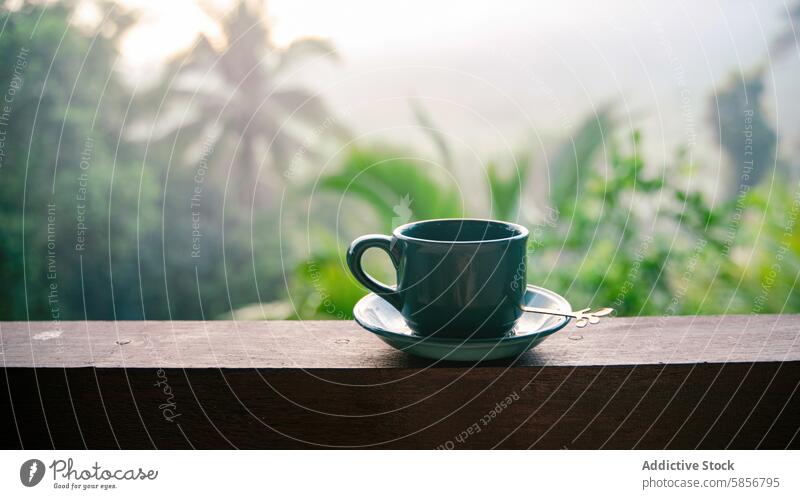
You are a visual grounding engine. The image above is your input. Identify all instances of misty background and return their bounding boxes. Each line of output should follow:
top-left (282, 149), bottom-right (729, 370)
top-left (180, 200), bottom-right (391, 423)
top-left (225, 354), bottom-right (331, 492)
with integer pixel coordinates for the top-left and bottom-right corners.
top-left (1, 0), bottom-right (798, 322)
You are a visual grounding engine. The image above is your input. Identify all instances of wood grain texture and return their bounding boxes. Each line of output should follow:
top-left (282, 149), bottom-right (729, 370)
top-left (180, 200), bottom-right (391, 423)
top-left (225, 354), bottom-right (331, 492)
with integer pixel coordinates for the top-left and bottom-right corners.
top-left (1, 316), bottom-right (799, 449)
top-left (2, 315), bottom-right (799, 368)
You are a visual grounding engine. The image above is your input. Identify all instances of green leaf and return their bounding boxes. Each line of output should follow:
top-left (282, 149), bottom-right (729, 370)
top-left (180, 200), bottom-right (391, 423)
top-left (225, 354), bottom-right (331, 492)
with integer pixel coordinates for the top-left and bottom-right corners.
top-left (547, 108), bottom-right (613, 214)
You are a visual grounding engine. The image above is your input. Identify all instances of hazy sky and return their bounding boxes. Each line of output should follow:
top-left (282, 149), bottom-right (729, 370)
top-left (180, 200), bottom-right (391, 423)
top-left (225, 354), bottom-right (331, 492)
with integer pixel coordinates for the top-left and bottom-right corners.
top-left (112, 0), bottom-right (798, 178)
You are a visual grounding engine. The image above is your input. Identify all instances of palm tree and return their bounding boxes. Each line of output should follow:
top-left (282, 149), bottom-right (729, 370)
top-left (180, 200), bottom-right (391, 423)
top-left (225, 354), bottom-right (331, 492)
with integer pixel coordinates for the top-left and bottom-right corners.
top-left (130, 0), bottom-right (347, 202)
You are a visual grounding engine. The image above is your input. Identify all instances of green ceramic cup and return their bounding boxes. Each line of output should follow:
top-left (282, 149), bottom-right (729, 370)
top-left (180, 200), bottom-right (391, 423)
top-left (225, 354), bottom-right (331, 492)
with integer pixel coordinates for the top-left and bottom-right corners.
top-left (346, 218), bottom-right (529, 338)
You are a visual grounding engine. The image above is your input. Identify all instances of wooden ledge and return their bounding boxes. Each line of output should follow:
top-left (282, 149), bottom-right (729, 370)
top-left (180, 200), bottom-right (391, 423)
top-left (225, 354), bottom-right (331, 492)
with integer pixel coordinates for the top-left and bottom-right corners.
top-left (2, 315), bottom-right (798, 369)
top-left (1, 316), bottom-right (799, 449)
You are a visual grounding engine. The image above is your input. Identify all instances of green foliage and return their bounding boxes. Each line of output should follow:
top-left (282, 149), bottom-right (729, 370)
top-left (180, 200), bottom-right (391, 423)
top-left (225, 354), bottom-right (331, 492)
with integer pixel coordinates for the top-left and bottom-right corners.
top-left (547, 108), bottom-right (613, 217)
top-left (291, 251), bottom-right (365, 320)
top-left (526, 130), bottom-right (670, 316)
top-left (271, 146), bottom-right (468, 320)
top-left (295, 128), bottom-right (800, 320)
top-left (3, 0), bottom-right (799, 324)
top-left (0, 3), bottom-right (157, 320)
top-left (0, 3), bottom-right (287, 320)
top-left (319, 146), bottom-right (466, 232)
top-left (409, 99), bottom-right (454, 172)
top-left (486, 156), bottom-right (530, 220)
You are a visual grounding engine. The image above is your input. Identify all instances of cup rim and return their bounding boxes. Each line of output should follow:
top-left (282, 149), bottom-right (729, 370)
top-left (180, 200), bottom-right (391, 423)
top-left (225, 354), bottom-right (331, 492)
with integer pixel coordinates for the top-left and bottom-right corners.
top-left (392, 218), bottom-right (529, 244)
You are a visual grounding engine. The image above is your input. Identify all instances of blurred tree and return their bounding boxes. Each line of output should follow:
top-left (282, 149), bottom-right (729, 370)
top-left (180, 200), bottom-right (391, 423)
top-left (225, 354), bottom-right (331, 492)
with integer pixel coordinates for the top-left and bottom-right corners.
top-left (130, 0), bottom-right (347, 204)
top-left (711, 72), bottom-right (777, 197)
top-left (709, 1), bottom-right (800, 196)
top-left (771, 2), bottom-right (800, 58)
top-left (0, 1), bottom-right (294, 321)
top-left (0, 1), bottom-right (160, 320)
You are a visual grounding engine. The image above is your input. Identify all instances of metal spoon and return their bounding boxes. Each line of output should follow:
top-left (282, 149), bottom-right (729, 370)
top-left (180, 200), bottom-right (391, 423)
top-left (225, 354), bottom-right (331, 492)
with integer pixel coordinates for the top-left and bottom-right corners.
top-left (520, 305), bottom-right (615, 328)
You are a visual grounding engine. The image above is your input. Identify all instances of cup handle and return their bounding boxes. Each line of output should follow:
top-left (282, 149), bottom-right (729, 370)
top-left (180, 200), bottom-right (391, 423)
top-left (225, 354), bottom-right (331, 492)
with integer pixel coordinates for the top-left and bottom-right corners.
top-left (346, 234), bottom-right (403, 310)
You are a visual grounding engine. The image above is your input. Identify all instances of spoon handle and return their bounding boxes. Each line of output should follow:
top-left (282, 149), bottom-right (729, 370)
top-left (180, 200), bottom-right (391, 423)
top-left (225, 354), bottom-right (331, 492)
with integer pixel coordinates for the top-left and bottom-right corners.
top-left (520, 306), bottom-right (615, 328)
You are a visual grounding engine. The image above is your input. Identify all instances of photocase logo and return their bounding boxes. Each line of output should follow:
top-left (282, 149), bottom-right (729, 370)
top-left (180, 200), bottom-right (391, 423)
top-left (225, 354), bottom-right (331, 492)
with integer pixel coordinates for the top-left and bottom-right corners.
top-left (20, 459), bottom-right (45, 487)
